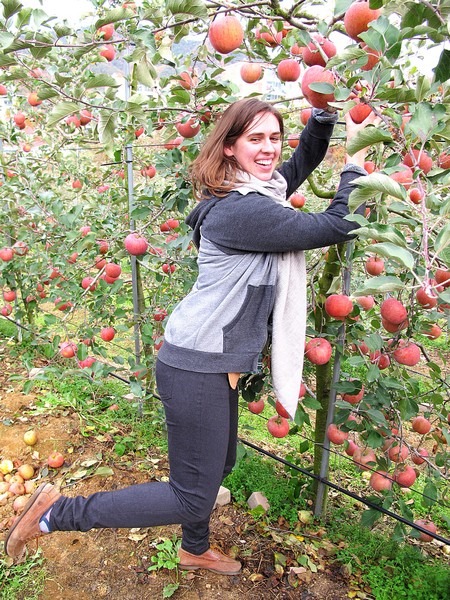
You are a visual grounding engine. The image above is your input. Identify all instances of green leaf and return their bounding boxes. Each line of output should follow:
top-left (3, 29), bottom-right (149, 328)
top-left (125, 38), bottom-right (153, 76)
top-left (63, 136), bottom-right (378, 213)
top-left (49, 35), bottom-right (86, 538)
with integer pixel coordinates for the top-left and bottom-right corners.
top-left (361, 508), bottom-right (381, 528)
top-left (408, 102), bottom-right (447, 142)
top-left (2, 0), bottom-right (22, 19)
top-left (369, 242), bottom-right (415, 270)
top-left (47, 101), bottom-right (81, 127)
top-left (354, 172), bottom-right (407, 200)
top-left (98, 110), bottom-right (116, 153)
top-left (83, 74), bottom-right (119, 89)
top-left (433, 48), bottom-right (450, 84)
top-left (167, 0), bottom-right (208, 18)
top-left (130, 206), bottom-right (152, 220)
top-left (134, 56), bottom-right (156, 88)
top-left (93, 466), bottom-right (114, 477)
top-left (435, 222), bottom-right (450, 255)
top-left (346, 129), bottom-right (393, 157)
top-left (302, 396), bottom-right (322, 410)
top-left (349, 223), bottom-right (407, 247)
top-left (422, 480), bottom-right (438, 508)
top-left (354, 275), bottom-right (405, 295)
top-left (308, 82), bottom-right (335, 94)
top-left (0, 31), bottom-right (14, 49)
top-left (95, 7), bottom-right (134, 28)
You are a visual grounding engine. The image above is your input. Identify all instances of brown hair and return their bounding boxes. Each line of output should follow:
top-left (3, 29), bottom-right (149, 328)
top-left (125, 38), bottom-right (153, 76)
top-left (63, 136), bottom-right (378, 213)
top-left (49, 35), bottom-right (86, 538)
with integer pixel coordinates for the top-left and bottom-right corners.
top-left (189, 98), bottom-right (284, 200)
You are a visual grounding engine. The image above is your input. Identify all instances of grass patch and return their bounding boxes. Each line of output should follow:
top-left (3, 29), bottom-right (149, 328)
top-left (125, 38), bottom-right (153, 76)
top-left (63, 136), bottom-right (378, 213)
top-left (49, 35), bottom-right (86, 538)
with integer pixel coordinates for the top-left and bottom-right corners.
top-left (329, 520), bottom-right (450, 600)
top-left (224, 448), bottom-right (308, 525)
top-left (0, 549), bottom-right (46, 600)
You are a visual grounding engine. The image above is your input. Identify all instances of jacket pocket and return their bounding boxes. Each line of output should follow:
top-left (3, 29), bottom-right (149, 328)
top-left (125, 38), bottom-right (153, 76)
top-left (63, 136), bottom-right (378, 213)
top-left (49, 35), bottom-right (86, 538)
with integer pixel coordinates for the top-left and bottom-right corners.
top-left (223, 285), bottom-right (274, 354)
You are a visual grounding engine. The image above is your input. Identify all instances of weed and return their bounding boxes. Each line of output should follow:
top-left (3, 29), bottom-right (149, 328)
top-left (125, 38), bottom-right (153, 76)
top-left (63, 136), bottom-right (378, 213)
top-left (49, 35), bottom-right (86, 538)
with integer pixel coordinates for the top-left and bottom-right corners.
top-left (148, 535), bottom-right (181, 598)
top-left (0, 548), bottom-right (46, 600)
top-left (329, 520), bottom-right (450, 600)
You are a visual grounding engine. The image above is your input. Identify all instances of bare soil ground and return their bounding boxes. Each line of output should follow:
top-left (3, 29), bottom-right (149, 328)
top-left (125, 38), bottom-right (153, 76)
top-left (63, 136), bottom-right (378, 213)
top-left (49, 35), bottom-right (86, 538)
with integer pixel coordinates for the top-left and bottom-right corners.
top-left (0, 358), bottom-right (356, 600)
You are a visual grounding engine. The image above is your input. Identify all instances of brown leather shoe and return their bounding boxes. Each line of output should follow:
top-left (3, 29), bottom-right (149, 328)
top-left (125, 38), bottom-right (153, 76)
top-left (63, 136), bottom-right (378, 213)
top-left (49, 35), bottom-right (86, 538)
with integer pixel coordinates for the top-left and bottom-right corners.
top-left (4, 483), bottom-right (61, 560)
top-left (178, 547), bottom-right (241, 575)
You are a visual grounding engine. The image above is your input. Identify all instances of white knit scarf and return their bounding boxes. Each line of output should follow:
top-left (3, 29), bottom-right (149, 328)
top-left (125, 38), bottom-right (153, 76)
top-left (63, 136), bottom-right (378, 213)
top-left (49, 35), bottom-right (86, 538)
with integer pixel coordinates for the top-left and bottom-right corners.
top-left (234, 171), bottom-right (306, 420)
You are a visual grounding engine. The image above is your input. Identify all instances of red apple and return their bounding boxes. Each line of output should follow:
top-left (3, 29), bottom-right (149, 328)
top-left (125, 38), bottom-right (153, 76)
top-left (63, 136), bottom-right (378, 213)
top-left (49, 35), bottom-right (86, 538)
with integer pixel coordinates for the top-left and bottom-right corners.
top-left (394, 465), bottom-right (417, 488)
top-left (208, 15), bottom-right (244, 54)
top-left (105, 263), bottom-right (121, 279)
top-left (361, 45), bottom-right (381, 71)
top-left (287, 134), bottom-right (300, 149)
top-left (97, 23), bottom-right (114, 40)
top-left (327, 423), bottom-right (349, 445)
top-left (100, 326), bottom-right (115, 342)
top-left (162, 263), bottom-right (176, 274)
top-left (349, 100), bottom-right (372, 124)
top-left (438, 152), bottom-right (450, 169)
top-left (0, 247), bottom-right (14, 261)
top-left (370, 470), bottom-right (392, 492)
top-left (153, 308), bottom-right (168, 322)
top-left (343, 1), bottom-right (382, 41)
top-left (240, 63), bottom-right (263, 83)
top-left (411, 416), bottom-right (431, 434)
top-left (435, 268), bottom-right (450, 287)
top-left (409, 187), bottom-right (423, 204)
top-left (356, 295), bottom-right (375, 310)
top-left (392, 341), bottom-right (421, 366)
top-left (27, 92), bottom-right (42, 106)
top-left (100, 45), bottom-right (116, 61)
top-left (3, 290), bottom-right (16, 302)
top-left (300, 108), bottom-right (312, 125)
top-left (79, 109), bottom-right (93, 125)
top-left (290, 192), bottom-right (306, 208)
top-left (305, 338), bottom-right (332, 365)
top-left (403, 148), bottom-right (433, 174)
top-left (176, 117), bottom-right (200, 138)
top-left (411, 447), bottom-right (429, 465)
top-left (72, 179), bottom-right (83, 189)
top-left (390, 164), bottom-right (414, 189)
top-left (302, 34), bottom-right (336, 67)
top-left (248, 398), bottom-right (265, 414)
top-left (60, 341), bottom-right (77, 358)
top-left (380, 297), bottom-right (407, 325)
top-left (343, 383), bottom-right (364, 405)
top-left (277, 58), bottom-right (301, 82)
top-left (81, 276), bottom-right (97, 292)
top-left (79, 356), bottom-right (96, 369)
top-left (353, 448), bottom-right (376, 471)
top-left (301, 65), bottom-right (336, 109)
top-left (388, 443), bottom-right (409, 462)
top-left (416, 286), bottom-right (438, 309)
top-left (413, 519), bottom-right (437, 542)
top-left (124, 232), bottom-right (149, 255)
top-left (1, 304), bottom-right (12, 316)
top-left (80, 225), bottom-right (91, 236)
top-left (267, 415), bottom-right (290, 438)
top-left (47, 452), bottom-right (65, 468)
top-left (275, 400), bottom-right (290, 419)
top-left (324, 294), bottom-right (353, 319)
top-left (365, 256), bottom-right (385, 276)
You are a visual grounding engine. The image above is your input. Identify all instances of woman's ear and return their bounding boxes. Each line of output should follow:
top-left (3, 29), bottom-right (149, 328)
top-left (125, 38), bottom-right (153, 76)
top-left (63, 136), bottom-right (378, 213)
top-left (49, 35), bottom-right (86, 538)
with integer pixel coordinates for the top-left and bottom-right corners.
top-left (224, 146), bottom-right (234, 157)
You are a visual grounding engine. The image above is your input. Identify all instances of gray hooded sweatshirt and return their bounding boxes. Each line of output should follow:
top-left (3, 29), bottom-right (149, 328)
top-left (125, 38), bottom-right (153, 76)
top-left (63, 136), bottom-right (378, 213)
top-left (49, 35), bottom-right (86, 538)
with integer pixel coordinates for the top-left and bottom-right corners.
top-left (158, 110), bottom-right (366, 374)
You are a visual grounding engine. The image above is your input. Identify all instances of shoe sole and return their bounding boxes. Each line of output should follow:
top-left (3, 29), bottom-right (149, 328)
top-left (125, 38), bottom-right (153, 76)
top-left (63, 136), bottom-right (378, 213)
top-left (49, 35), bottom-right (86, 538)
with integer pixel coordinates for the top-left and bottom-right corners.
top-left (4, 482), bottom-right (48, 558)
top-left (179, 564), bottom-right (241, 575)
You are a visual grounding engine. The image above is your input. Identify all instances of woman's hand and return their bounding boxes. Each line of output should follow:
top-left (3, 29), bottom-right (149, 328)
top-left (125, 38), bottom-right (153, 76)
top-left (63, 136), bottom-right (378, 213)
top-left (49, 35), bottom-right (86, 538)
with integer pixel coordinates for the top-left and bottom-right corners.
top-left (344, 110), bottom-right (380, 169)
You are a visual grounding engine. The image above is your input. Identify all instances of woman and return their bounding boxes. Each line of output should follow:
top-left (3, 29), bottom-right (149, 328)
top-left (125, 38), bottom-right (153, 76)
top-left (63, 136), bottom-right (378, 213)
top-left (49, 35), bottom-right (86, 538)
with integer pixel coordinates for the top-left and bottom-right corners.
top-left (5, 98), bottom-right (373, 575)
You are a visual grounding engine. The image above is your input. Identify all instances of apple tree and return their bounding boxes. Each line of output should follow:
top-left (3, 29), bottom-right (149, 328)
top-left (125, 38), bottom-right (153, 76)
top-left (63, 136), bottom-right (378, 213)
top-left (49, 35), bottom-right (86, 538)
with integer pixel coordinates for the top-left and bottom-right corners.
top-left (0, 0), bottom-right (449, 536)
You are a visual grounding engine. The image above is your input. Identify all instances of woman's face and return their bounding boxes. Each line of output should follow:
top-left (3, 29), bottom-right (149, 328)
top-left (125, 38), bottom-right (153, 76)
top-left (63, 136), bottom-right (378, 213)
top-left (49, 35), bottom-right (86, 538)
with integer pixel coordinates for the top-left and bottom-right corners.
top-left (224, 112), bottom-right (282, 181)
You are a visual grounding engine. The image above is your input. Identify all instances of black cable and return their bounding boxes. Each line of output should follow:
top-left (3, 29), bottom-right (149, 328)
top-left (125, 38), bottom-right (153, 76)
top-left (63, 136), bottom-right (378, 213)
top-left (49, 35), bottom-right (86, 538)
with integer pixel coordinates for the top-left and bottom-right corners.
top-left (238, 437), bottom-right (450, 546)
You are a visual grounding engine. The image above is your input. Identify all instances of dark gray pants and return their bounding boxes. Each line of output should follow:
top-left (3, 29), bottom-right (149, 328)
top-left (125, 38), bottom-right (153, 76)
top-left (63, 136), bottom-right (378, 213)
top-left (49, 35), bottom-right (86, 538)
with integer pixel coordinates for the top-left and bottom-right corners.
top-left (49, 360), bottom-right (239, 554)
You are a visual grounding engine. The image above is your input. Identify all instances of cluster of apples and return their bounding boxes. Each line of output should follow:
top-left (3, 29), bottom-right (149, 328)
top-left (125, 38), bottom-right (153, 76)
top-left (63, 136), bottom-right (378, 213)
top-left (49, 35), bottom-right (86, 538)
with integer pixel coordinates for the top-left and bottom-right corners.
top-left (0, 430), bottom-right (64, 515)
